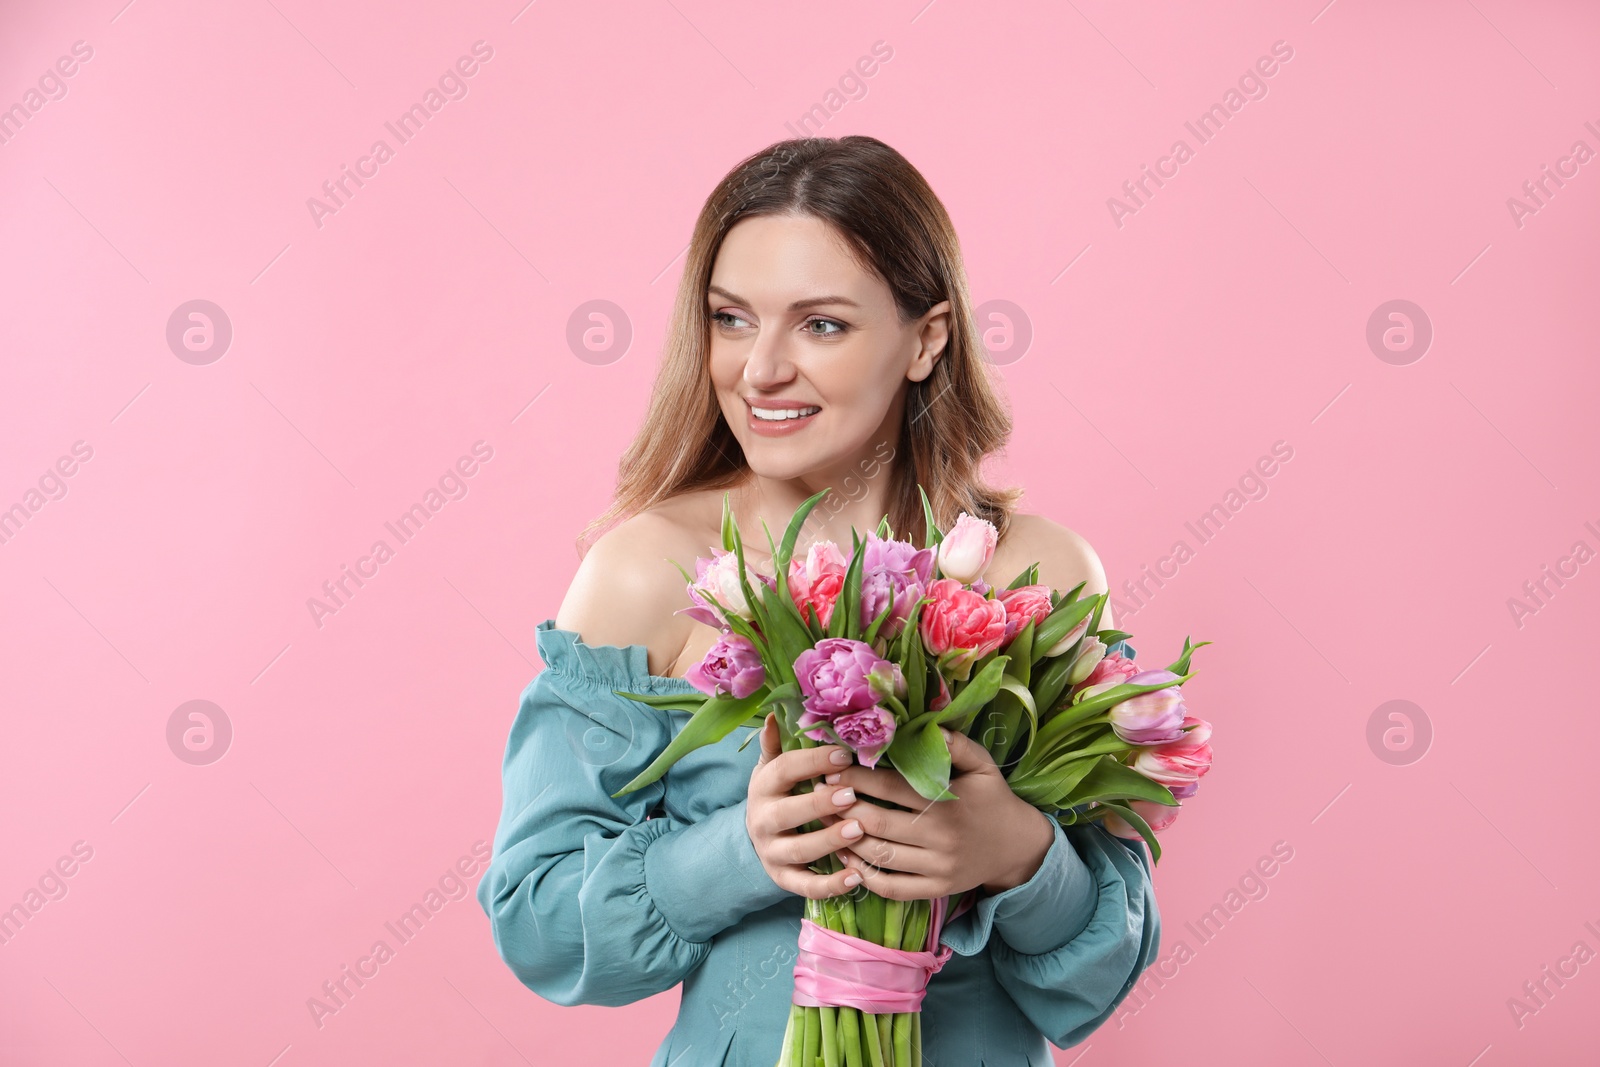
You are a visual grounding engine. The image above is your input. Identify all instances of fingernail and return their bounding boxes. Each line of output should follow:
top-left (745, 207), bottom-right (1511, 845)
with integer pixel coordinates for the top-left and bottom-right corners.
top-left (841, 820), bottom-right (863, 839)
top-left (832, 787), bottom-right (855, 805)
top-left (843, 871), bottom-right (862, 887)
top-left (830, 748), bottom-right (852, 765)
top-left (824, 772), bottom-right (841, 784)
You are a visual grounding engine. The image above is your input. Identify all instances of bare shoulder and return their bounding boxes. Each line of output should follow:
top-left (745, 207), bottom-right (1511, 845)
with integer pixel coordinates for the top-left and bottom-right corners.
top-left (996, 511), bottom-right (1110, 602)
top-left (553, 492), bottom-right (724, 676)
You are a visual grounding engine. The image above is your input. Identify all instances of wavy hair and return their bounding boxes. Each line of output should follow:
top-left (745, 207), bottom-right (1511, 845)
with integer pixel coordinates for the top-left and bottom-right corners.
top-left (579, 134), bottom-right (1022, 555)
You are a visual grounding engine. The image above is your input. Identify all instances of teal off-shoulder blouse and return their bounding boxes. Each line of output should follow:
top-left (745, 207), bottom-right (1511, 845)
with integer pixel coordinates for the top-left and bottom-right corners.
top-left (476, 619), bottom-right (1161, 1067)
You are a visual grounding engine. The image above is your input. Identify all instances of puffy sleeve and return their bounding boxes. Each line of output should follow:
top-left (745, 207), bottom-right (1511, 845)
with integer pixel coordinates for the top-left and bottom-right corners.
top-left (934, 636), bottom-right (1161, 1048)
top-left (475, 621), bottom-right (792, 1007)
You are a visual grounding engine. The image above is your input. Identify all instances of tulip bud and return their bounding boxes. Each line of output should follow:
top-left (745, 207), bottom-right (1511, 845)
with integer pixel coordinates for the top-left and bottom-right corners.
top-left (937, 512), bottom-right (998, 585)
top-left (1043, 615), bottom-right (1090, 658)
top-left (1108, 669), bottom-right (1188, 745)
top-left (1102, 799), bottom-right (1181, 839)
top-left (1067, 637), bottom-right (1107, 685)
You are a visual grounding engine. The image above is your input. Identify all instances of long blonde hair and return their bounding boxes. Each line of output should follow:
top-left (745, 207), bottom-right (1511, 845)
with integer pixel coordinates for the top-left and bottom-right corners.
top-left (579, 135), bottom-right (1022, 555)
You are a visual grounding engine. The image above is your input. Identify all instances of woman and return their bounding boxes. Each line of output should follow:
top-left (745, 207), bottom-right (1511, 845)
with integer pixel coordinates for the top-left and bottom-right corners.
top-left (476, 136), bottom-right (1160, 1066)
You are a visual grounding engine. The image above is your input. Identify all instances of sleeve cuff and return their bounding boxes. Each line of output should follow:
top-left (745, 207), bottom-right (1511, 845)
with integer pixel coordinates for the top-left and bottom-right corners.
top-left (643, 798), bottom-right (793, 944)
top-left (939, 815), bottom-right (1097, 957)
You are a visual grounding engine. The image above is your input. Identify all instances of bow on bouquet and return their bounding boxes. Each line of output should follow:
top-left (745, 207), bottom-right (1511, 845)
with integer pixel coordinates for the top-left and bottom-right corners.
top-left (612, 487), bottom-right (1214, 1067)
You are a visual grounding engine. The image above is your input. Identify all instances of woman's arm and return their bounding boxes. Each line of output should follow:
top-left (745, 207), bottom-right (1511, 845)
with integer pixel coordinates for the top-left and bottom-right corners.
top-left (475, 668), bottom-right (793, 1006)
top-left (938, 819), bottom-right (1161, 1047)
top-left (476, 524), bottom-right (793, 1006)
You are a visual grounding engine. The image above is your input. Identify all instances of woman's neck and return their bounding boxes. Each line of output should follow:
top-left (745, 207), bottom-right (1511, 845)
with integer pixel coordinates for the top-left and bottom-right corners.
top-left (731, 465), bottom-right (898, 560)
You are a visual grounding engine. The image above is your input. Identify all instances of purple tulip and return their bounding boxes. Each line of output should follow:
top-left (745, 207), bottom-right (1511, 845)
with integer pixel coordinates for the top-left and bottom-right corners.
top-left (832, 706), bottom-right (897, 769)
top-left (858, 533), bottom-right (936, 639)
top-left (793, 637), bottom-right (904, 740)
top-left (685, 632), bottom-right (766, 699)
top-left (1108, 669), bottom-right (1188, 745)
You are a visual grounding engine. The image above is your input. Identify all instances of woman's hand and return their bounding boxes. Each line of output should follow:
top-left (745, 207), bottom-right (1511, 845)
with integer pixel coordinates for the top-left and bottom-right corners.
top-left (746, 713), bottom-right (870, 899)
top-left (823, 727), bottom-right (1056, 901)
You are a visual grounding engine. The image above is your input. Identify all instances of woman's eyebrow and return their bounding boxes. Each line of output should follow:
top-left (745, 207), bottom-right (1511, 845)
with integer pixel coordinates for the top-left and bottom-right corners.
top-left (707, 285), bottom-right (861, 311)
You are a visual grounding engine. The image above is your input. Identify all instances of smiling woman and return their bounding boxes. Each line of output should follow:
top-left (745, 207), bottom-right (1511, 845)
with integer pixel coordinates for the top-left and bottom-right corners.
top-left (477, 136), bottom-right (1160, 1067)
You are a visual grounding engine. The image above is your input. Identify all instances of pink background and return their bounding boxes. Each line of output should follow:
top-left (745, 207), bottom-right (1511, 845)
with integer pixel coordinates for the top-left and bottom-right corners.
top-left (3, 0), bottom-right (1597, 1063)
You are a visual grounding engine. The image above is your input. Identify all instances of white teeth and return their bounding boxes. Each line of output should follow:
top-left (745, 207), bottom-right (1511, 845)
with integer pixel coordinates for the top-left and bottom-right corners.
top-left (752, 406), bottom-right (820, 421)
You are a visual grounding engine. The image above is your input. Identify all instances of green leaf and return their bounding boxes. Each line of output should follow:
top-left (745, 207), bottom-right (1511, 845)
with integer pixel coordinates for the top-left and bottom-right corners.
top-left (720, 491), bottom-right (736, 553)
top-left (1025, 671), bottom-right (1196, 760)
top-left (885, 719), bottom-right (958, 801)
top-left (1063, 757), bottom-right (1179, 808)
top-left (1094, 800), bottom-right (1162, 863)
top-left (875, 514), bottom-right (893, 540)
top-left (993, 676), bottom-right (1038, 758)
top-left (1168, 637), bottom-right (1212, 676)
top-left (612, 690), bottom-right (709, 713)
top-left (611, 691), bottom-right (765, 797)
top-left (1031, 595), bottom-right (1099, 659)
top-left (1004, 562), bottom-right (1040, 590)
top-left (899, 614), bottom-right (927, 717)
top-left (1029, 650), bottom-right (1079, 718)
top-left (1009, 753), bottom-right (1100, 807)
top-left (917, 484), bottom-right (943, 550)
top-left (777, 489), bottom-right (832, 575)
top-left (929, 655), bottom-right (1010, 733)
top-left (830, 536), bottom-right (867, 639)
top-left (862, 594), bottom-right (896, 647)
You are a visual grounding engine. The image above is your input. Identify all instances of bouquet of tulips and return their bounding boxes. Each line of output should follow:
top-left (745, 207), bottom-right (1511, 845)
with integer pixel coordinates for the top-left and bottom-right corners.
top-left (612, 487), bottom-right (1213, 1067)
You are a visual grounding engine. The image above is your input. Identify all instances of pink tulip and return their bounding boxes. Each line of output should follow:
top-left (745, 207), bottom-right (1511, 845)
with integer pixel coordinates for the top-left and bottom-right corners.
top-left (789, 540), bottom-right (847, 629)
top-left (937, 512), bottom-right (998, 584)
top-left (677, 548), bottom-right (761, 630)
top-left (1102, 799), bottom-right (1181, 840)
top-left (1081, 649), bottom-right (1139, 690)
top-left (831, 706), bottom-right (897, 768)
top-left (793, 638), bottom-right (905, 741)
top-left (1132, 717), bottom-right (1214, 799)
top-left (996, 584), bottom-right (1052, 644)
top-left (919, 578), bottom-right (1008, 678)
top-left (685, 632), bottom-right (766, 699)
top-left (858, 533), bottom-right (936, 640)
top-left (1108, 669), bottom-right (1188, 745)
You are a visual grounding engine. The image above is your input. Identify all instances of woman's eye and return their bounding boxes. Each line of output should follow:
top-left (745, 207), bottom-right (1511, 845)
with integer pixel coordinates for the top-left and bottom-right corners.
top-left (712, 311), bottom-right (751, 329)
top-left (805, 318), bottom-right (846, 337)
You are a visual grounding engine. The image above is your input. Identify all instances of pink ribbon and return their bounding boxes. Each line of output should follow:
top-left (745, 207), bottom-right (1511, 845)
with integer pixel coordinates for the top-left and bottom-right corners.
top-left (790, 891), bottom-right (977, 1014)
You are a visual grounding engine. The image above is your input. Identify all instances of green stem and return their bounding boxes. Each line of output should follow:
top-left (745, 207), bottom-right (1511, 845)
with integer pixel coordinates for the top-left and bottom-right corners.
top-left (864, 1012), bottom-right (888, 1067)
top-left (803, 1004), bottom-right (820, 1066)
top-left (892, 1012), bottom-right (911, 1067)
top-left (841, 1007), bottom-right (864, 1067)
top-left (820, 1006), bottom-right (840, 1066)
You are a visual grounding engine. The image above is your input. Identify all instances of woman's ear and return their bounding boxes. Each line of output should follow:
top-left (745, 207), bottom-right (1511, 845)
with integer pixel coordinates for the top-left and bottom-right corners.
top-left (908, 299), bottom-right (952, 383)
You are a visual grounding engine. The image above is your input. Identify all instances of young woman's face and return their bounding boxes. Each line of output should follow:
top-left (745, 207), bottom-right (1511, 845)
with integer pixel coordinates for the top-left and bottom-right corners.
top-left (706, 213), bottom-right (949, 482)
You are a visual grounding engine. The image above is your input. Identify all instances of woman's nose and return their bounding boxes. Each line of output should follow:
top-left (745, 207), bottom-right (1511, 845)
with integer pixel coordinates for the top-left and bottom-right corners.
top-left (742, 333), bottom-right (797, 389)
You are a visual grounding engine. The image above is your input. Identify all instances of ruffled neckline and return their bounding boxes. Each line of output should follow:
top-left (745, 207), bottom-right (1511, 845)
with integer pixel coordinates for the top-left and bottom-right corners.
top-left (535, 618), bottom-right (700, 694)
